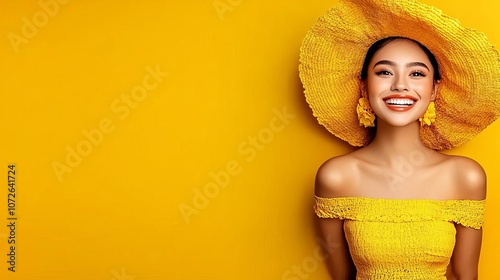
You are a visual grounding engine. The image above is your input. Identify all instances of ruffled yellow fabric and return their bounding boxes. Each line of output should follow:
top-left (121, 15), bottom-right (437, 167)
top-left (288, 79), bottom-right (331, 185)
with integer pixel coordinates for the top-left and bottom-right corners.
top-left (314, 196), bottom-right (485, 279)
top-left (419, 101), bottom-right (436, 127)
top-left (356, 98), bottom-right (375, 127)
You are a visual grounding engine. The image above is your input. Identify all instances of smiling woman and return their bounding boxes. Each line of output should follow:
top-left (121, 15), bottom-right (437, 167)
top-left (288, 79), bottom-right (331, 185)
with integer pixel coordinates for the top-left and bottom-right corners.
top-left (364, 38), bottom-right (438, 127)
top-left (299, 0), bottom-right (500, 279)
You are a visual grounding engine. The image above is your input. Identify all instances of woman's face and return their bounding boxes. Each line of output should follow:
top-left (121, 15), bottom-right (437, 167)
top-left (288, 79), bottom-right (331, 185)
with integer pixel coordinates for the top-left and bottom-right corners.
top-left (364, 38), bottom-right (438, 127)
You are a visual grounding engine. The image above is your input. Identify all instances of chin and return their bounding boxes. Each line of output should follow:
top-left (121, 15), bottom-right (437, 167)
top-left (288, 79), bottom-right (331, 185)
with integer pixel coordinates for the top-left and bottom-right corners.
top-left (379, 117), bottom-right (420, 127)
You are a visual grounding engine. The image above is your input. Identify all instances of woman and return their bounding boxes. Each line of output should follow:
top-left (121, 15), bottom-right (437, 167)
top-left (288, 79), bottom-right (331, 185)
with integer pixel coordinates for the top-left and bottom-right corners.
top-left (299, 0), bottom-right (500, 279)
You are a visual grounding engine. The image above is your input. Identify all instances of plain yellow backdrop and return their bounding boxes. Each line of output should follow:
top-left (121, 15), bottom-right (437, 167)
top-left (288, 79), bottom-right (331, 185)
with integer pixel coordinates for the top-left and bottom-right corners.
top-left (0, 0), bottom-right (499, 279)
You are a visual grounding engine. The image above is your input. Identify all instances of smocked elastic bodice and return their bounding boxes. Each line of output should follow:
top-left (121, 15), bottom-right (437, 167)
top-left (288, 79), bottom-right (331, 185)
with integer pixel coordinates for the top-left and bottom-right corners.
top-left (314, 196), bottom-right (485, 280)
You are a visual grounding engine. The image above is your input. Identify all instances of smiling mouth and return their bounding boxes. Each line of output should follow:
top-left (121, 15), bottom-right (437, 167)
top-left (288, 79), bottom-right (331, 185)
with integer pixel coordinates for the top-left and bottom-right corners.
top-left (383, 96), bottom-right (417, 111)
top-left (385, 98), bottom-right (415, 106)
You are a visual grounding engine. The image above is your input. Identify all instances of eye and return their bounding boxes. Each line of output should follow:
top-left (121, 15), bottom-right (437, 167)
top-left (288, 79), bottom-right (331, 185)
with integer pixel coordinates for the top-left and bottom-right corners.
top-left (410, 71), bottom-right (426, 77)
top-left (375, 70), bottom-right (392, 76)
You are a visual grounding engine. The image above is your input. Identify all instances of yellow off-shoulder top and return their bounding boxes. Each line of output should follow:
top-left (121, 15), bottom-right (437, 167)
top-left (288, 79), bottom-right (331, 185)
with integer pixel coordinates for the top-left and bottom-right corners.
top-left (314, 196), bottom-right (485, 280)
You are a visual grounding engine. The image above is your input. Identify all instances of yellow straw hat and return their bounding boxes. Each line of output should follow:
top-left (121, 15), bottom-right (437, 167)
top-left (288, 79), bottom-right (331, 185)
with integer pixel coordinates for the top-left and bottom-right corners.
top-left (299, 0), bottom-right (500, 150)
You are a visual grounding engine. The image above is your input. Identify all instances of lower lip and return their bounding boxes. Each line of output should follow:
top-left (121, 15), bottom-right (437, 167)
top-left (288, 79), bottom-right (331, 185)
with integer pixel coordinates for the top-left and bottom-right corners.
top-left (384, 102), bottom-right (416, 112)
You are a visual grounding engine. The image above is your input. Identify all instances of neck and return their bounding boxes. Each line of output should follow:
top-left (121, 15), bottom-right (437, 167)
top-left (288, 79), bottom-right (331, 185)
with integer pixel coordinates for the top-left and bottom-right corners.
top-left (366, 120), bottom-right (432, 166)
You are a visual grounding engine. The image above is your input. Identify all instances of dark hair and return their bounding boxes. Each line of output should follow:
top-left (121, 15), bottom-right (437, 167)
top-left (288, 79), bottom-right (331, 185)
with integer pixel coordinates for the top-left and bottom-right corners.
top-left (360, 36), bottom-right (441, 82)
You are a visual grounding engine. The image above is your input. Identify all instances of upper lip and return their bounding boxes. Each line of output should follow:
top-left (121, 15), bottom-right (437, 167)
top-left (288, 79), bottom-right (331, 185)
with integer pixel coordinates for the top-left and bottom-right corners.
top-left (382, 94), bottom-right (418, 101)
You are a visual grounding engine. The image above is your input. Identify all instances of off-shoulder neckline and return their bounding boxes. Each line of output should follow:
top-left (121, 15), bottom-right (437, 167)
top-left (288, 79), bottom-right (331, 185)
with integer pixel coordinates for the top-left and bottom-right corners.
top-left (314, 195), bottom-right (485, 202)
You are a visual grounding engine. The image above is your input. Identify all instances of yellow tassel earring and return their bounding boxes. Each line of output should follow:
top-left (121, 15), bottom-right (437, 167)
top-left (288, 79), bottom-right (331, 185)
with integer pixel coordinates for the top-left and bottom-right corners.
top-left (419, 101), bottom-right (436, 126)
top-left (356, 97), bottom-right (375, 127)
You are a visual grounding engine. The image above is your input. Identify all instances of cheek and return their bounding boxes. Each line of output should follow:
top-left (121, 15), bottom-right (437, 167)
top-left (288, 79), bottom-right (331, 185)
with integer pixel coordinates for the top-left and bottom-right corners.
top-left (366, 78), bottom-right (390, 98)
top-left (412, 80), bottom-right (435, 97)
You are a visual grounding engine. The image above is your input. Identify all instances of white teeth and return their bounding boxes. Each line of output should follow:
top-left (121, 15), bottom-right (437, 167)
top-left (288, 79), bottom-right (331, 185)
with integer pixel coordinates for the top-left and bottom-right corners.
top-left (385, 98), bottom-right (415, 106)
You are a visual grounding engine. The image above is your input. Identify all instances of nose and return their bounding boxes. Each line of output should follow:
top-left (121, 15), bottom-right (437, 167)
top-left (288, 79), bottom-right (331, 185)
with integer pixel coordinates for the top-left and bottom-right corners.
top-left (390, 75), bottom-right (409, 92)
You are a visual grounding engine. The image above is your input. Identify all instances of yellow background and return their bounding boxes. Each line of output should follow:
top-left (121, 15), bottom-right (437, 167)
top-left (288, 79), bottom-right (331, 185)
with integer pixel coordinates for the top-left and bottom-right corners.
top-left (0, 0), bottom-right (499, 279)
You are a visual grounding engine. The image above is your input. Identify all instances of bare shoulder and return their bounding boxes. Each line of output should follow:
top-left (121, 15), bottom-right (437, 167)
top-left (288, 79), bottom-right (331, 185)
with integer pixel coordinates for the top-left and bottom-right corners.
top-left (444, 155), bottom-right (486, 200)
top-left (314, 153), bottom-right (360, 198)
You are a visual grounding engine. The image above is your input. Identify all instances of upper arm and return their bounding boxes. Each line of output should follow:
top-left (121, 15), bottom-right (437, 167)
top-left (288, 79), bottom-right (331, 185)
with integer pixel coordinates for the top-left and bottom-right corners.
top-left (314, 157), bottom-right (356, 280)
top-left (449, 157), bottom-right (486, 279)
top-left (449, 225), bottom-right (482, 279)
top-left (316, 215), bottom-right (356, 280)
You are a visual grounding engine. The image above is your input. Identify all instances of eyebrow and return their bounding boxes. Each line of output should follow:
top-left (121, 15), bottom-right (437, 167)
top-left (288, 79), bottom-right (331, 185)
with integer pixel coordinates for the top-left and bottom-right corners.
top-left (373, 60), bottom-right (430, 71)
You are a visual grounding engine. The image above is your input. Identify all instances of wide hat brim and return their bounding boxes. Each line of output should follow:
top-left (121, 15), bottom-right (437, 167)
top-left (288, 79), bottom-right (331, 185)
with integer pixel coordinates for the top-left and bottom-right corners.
top-left (299, 0), bottom-right (500, 150)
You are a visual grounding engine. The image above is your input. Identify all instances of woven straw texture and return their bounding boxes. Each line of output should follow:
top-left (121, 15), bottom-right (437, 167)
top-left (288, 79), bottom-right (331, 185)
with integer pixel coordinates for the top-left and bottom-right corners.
top-left (299, 0), bottom-right (500, 150)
